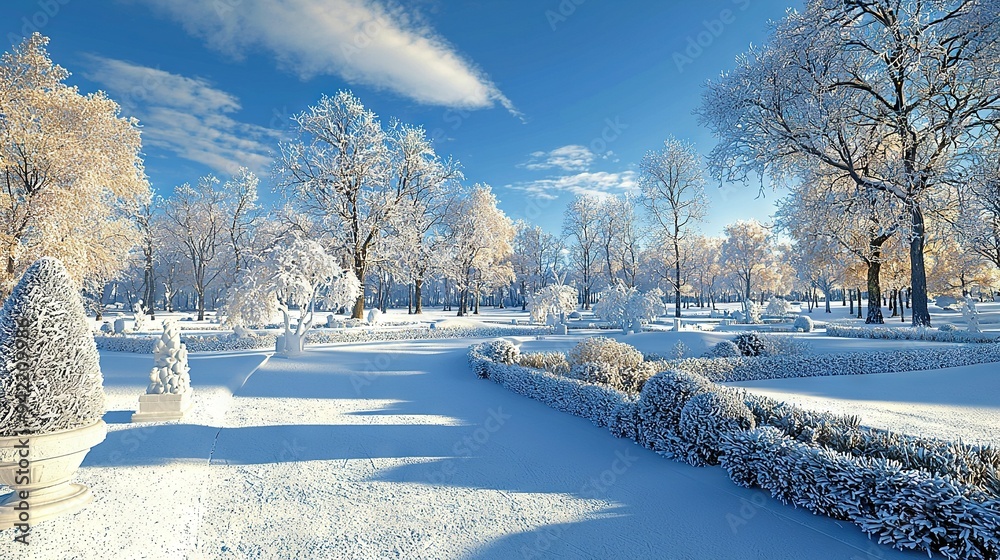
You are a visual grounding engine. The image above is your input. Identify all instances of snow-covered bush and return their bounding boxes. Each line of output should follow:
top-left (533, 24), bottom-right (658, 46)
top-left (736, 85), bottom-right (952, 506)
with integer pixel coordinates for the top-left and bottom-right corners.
top-left (225, 233), bottom-right (362, 356)
top-left (608, 398), bottom-right (640, 440)
top-left (568, 337), bottom-right (643, 370)
top-left (672, 341), bottom-right (689, 359)
top-left (733, 332), bottom-right (767, 356)
top-left (709, 340), bottom-right (741, 358)
top-left (231, 324), bottom-right (256, 339)
top-left (568, 360), bottom-right (614, 384)
top-left (635, 369), bottom-right (712, 457)
top-left (517, 352), bottom-right (570, 376)
top-left (765, 296), bottom-right (791, 317)
top-left (527, 284), bottom-right (578, 325)
top-left (793, 315), bottom-right (813, 332)
top-left (826, 323), bottom-right (997, 343)
top-left (146, 321), bottom-right (190, 395)
top-left (566, 336), bottom-right (654, 392)
top-left (678, 389), bottom-right (756, 466)
top-left (939, 323), bottom-right (958, 332)
top-left (367, 308), bottom-right (382, 324)
top-left (719, 428), bottom-right (1000, 560)
top-left (0, 257), bottom-right (105, 435)
top-left (593, 283), bottom-right (665, 330)
top-left (745, 301), bottom-right (762, 324)
top-left (478, 339), bottom-right (519, 372)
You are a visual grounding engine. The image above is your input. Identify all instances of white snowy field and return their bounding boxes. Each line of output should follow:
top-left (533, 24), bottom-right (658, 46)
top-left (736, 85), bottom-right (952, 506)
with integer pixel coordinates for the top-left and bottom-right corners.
top-left (0, 333), bottom-right (947, 559)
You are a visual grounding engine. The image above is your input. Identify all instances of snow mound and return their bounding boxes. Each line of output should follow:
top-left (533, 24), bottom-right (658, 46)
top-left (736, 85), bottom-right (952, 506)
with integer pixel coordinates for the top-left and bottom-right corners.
top-left (434, 318), bottom-right (490, 329)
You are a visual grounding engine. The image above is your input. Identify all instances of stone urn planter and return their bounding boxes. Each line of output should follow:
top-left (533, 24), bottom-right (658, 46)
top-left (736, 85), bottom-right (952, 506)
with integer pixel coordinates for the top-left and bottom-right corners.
top-left (0, 258), bottom-right (109, 532)
top-left (0, 420), bottom-right (107, 529)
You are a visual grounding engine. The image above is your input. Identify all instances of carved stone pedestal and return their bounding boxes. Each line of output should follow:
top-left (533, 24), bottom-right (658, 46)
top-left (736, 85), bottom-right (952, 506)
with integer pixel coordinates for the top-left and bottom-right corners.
top-left (131, 389), bottom-right (192, 422)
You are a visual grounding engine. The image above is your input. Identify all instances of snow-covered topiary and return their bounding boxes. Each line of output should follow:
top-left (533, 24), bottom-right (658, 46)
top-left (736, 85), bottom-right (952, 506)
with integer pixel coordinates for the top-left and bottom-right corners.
top-left (132, 300), bottom-right (149, 332)
top-left (793, 315), bottom-right (814, 332)
top-left (635, 369), bottom-right (712, 457)
top-left (146, 321), bottom-right (190, 395)
top-left (733, 332), bottom-right (767, 356)
top-left (593, 283), bottom-right (665, 330)
top-left (710, 340), bottom-right (741, 358)
top-left (367, 308), bottom-right (382, 324)
top-left (678, 389), bottom-right (756, 466)
top-left (0, 257), bottom-right (105, 435)
top-left (963, 296), bottom-right (981, 333)
top-left (527, 284), bottom-right (578, 325)
top-left (568, 361), bottom-right (614, 384)
top-left (765, 296), bottom-right (791, 317)
top-left (939, 323), bottom-right (958, 332)
top-left (478, 339), bottom-right (519, 373)
top-left (745, 301), bottom-right (762, 324)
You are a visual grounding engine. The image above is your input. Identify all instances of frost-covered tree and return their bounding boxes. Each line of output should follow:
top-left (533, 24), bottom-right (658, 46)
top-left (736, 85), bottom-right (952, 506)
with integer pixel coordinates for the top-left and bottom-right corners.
top-left (512, 222), bottom-right (564, 309)
top-left (527, 283), bottom-right (578, 324)
top-left (688, 235), bottom-right (723, 309)
top-left (597, 195), bottom-right (642, 287)
top-left (279, 91), bottom-right (400, 320)
top-left (162, 175), bottom-right (228, 321)
top-left (562, 194), bottom-right (602, 309)
top-left (0, 34), bottom-right (150, 297)
top-left (0, 257), bottom-right (105, 435)
top-left (638, 137), bottom-right (707, 318)
top-left (225, 233), bottom-right (361, 356)
top-left (223, 167), bottom-right (261, 278)
top-left (444, 185), bottom-right (515, 316)
top-left (721, 220), bottom-right (773, 319)
top-left (593, 282), bottom-right (666, 330)
top-left (700, 0), bottom-right (1000, 326)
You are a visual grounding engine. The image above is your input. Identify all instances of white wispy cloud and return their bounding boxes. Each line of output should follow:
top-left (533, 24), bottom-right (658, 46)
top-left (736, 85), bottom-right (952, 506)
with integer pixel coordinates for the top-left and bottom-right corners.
top-left (520, 144), bottom-right (596, 172)
top-left (508, 170), bottom-right (638, 201)
top-left (83, 56), bottom-right (282, 175)
top-left (130, 0), bottom-right (519, 116)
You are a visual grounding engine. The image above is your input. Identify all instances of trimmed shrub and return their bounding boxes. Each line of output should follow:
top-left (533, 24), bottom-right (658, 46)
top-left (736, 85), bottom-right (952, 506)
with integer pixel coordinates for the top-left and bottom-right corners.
top-left (608, 398), bottom-right (640, 440)
top-left (518, 352), bottom-right (570, 375)
top-left (710, 340), bottom-right (741, 358)
top-left (733, 332), bottom-right (767, 356)
top-left (939, 323), bottom-right (958, 332)
top-left (826, 323), bottom-right (998, 343)
top-left (0, 258), bottom-right (105, 435)
top-left (480, 339), bottom-right (519, 368)
top-left (635, 369), bottom-right (712, 457)
top-left (793, 315), bottom-right (814, 332)
top-left (679, 390), bottom-right (757, 466)
top-left (568, 337), bottom-right (643, 371)
top-left (568, 361), bottom-right (614, 384)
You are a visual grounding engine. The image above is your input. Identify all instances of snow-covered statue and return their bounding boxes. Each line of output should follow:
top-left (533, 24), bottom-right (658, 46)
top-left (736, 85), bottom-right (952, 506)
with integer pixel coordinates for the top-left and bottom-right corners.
top-left (132, 321), bottom-right (192, 422)
top-left (765, 296), bottom-right (790, 317)
top-left (962, 296), bottom-right (981, 333)
top-left (133, 300), bottom-right (149, 332)
top-left (367, 308), bottom-right (382, 324)
top-left (146, 321), bottom-right (190, 395)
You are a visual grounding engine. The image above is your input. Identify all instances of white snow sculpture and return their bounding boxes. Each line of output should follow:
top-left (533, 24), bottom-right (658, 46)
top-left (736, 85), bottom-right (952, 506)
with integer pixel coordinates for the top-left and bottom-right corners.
top-left (962, 296), bottom-right (981, 333)
top-left (132, 321), bottom-right (192, 422)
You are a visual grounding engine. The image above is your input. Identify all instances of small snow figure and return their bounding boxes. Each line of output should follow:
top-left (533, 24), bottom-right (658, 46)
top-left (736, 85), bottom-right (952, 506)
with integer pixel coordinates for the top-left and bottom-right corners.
top-left (962, 296), bottom-right (981, 334)
top-left (133, 300), bottom-right (148, 332)
top-left (146, 321), bottom-right (190, 395)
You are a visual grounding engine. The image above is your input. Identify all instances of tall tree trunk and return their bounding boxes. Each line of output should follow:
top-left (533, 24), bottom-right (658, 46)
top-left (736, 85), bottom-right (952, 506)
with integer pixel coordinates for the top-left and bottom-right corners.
top-left (857, 287), bottom-right (863, 319)
top-left (898, 288), bottom-right (905, 322)
top-left (865, 260), bottom-right (883, 324)
top-left (414, 278), bottom-right (424, 314)
top-left (849, 288), bottom-right (854, 315)
top-left (909, 206), bottom-right (931, 326)
top-left (197, 290), bottom-right (206, 321)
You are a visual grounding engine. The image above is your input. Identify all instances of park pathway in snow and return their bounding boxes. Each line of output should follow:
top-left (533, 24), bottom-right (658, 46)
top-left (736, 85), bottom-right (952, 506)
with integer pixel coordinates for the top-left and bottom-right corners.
top-left (3, 339), bottom-right (923, 559)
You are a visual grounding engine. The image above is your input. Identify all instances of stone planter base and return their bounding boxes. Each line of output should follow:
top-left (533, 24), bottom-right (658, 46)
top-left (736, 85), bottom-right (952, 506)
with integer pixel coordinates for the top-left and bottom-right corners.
top-left (131, 389), bottom-right (193, 422)
top-left (0, 420), bottom-right (107, 529)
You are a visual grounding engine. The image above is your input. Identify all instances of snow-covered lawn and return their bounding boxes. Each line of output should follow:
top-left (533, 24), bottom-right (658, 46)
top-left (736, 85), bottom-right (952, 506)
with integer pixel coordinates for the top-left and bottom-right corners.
top-left (0, 335), bottom-right (937, 559)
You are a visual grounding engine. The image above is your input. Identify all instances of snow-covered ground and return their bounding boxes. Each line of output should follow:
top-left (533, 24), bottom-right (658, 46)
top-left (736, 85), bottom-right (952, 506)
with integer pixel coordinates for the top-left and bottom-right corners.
top-left (5, 303), bottom-right (997, 558)
top-left (2, 334), bottom-right (932, 559)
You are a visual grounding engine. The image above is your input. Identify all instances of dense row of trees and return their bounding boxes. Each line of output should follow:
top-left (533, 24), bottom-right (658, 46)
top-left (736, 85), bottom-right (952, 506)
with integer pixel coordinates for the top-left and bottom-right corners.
top-left (6, 1), bottom-right (1000, 327)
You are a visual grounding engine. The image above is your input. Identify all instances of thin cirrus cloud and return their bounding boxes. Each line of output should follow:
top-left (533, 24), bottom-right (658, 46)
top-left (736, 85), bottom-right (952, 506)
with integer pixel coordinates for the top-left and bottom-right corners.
top-left (82, 55), bottom-right (283, 175)
top-left (510, 144), bottom-right (636, 200)
top-left (509, 170), bottom-right (639, 201)
top-left (131, 0), bottom-right (520, 117)
top-left (519, 144), bottom-right (596, 172)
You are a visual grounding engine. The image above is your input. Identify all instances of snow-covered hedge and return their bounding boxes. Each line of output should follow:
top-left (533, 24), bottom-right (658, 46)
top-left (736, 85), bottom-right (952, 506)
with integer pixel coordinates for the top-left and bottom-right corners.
top-left (97, 324), bottom-right (551, 353)
top-left (719, 427), bottom-right (1000, 560)
top-left (709, 340), bottom-right (741, 358)
top-left (517, 352), bottom-right (570, 375)
top-left (471, 339), bottom-right (1000, 557)
top-left (469, 341), bottom-right (628, 428)
top-left (826, 324), bottom-right (999, 343)
top-left (664, 344), bottom-right (1000, 383)
top-left (678, 389), bottom-right (756, 466)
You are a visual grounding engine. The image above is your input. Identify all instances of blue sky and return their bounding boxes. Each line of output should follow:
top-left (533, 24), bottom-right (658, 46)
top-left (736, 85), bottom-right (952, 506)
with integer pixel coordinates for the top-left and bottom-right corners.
top-left (2, 0), bottom-right (795, 236)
